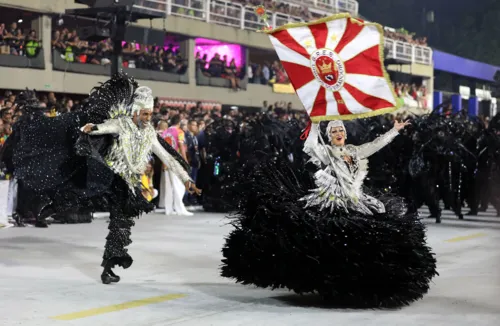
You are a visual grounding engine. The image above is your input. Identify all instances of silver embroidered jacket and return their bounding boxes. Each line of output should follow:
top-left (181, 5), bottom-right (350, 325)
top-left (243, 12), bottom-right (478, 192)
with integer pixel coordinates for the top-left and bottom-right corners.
top-left (301, 123), bottom-right (399, 215)
top-left (87, 116), bottom-right (192, 190)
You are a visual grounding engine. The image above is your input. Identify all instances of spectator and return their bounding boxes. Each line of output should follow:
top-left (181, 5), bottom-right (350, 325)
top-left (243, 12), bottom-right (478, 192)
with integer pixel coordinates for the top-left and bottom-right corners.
top-left (208, 53), bottom-right (224, 77)
top-left (262, 61), bottom-right (271, 85)
top-left (141, 162), bottom-right (157, 202)
top-left (225, 58), bottom-right (241, 91)
top-left (156, 120), bottom-right (169, 134)
top-left (24, 29), bottom-right (41, 58)
top-left (184, 119), bottom-right (201, 205)
top-left (165, 114), bottom-right (188, 162)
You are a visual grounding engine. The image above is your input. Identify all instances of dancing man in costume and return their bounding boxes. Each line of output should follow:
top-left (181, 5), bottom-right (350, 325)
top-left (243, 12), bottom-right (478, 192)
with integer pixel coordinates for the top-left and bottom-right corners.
top-left (1, 74), bottom-right (200, 284)
top-left (80, 85), bottom-right (201, 283)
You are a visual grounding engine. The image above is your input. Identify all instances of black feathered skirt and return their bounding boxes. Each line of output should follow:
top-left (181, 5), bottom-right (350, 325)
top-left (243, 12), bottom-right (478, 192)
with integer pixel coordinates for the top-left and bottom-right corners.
top-left (221, 158), bottom-right (438, 308)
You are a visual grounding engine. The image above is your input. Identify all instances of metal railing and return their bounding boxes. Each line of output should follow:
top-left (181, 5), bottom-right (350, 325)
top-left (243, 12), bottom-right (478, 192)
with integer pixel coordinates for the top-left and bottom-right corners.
top-left (313, 0), bottom-right (359, 14)
top-left (168, 0), bottom-right (206, 21)
top-left (164, 0), bottom-right (432, 66)
top-left (384, 39), bottom-right (432, 65)
top-left (134, 0), bottom-right (168, 14)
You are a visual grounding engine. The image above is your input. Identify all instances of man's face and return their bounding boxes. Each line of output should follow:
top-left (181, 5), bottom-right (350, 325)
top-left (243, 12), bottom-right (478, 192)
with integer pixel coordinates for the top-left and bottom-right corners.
top-left (3, 123), bottom-right (12, 135)
top-left (135, 109), bottom-right (153, 128)
top-left (140, 109), bottom-right (153, 123)
top-left (188, 121), bottom-right (198, 133)
top-left (2, 113), bottom-right (12, 124)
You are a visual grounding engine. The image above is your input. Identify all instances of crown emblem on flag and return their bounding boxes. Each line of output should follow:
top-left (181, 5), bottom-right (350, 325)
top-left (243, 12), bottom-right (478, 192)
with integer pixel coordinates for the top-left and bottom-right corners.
top-left (318, 59), bottom-right (335, 74)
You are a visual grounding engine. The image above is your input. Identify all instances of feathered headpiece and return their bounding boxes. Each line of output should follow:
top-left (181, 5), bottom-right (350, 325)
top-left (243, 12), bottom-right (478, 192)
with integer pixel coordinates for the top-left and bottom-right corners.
top-left (131, 86), bottom-right (154, 114)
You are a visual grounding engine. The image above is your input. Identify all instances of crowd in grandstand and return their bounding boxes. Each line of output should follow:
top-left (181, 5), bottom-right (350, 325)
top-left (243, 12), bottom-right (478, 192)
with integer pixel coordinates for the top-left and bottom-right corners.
top-left (384, 28), bottom-right (428, 46)
top-left (0, 21), bottom-right (41, 57)
top-left (233, 0), bottom-right (315, 19)
top-left (247, 60), bottom-right (289, 85)
top-left (393, 82), bottom-right (428, 110)
top-left (52, 28), bottom-right (189, 74)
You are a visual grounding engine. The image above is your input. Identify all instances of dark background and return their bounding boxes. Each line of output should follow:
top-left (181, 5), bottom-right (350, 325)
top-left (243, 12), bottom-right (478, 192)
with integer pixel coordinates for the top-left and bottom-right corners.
top-left (358, 0), bottom-right (500, 66)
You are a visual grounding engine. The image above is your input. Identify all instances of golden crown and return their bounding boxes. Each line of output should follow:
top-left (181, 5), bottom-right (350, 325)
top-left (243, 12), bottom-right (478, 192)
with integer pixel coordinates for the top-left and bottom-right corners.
top-left (318, 59), bottom-right (336, 74)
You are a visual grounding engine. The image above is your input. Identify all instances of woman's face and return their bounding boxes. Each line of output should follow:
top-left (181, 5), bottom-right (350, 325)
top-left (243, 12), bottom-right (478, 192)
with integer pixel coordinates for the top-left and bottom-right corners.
top-left (330, 127), bottom-right (346, 147)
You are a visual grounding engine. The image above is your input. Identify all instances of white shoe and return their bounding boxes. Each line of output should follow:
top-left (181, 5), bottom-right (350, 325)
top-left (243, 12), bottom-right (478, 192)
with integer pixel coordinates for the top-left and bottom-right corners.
top-left (177, 210), bottom-right (194, 216)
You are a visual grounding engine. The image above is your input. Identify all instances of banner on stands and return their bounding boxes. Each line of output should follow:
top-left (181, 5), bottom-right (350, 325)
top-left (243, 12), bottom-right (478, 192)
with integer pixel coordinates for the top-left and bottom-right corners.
top-left (273, 83), bottom-right (295, 94)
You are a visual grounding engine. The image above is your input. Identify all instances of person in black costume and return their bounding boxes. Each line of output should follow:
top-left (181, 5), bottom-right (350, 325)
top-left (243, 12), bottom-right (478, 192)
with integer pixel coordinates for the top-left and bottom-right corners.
top-left (474, 114), bottom-right (500, 215)
top-left (221, 119), bottom-right (438, 308)
top-left (408, 111), bottom-right (478, 222)
top-left (201, 118), bottom-right (239, 212)
top-left (0, 74), bottom-right (200, 284)
top-left (0, 90), bottom-right (52, 227)
top-left (201, 116), bottom-right (304, 212)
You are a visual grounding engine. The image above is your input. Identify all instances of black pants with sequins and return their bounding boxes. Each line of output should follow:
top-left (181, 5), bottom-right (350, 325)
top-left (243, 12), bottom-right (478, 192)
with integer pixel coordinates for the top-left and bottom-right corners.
top-left (101, 204), bottom-right (136, 269)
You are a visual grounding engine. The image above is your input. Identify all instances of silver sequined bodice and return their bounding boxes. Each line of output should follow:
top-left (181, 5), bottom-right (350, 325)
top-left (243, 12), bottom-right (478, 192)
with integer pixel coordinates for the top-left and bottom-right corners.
top-left (301, 124), bottom-right (399, 215)
top-left (88, 116), bottom-right (192, 191)
top-left (105, 117), bottom-right (155, 188)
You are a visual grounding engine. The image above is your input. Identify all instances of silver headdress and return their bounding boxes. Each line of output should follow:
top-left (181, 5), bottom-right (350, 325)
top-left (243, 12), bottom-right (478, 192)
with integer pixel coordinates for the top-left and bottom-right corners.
top-left (326, 120), bottom-right (347, 141)
top-left (131, 86), bottom-right (154, 114)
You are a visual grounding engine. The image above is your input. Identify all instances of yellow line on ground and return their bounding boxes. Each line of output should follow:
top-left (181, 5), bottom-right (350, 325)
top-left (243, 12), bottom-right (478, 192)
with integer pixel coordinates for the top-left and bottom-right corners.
top-left (50, 293), bottom-right (187, 321)
top-left (445, 233), bottom-right (487, 243)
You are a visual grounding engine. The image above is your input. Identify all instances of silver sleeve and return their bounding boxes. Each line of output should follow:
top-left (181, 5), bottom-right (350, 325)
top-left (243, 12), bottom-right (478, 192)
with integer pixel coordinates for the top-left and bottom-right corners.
top-left (81, 119), bottom-right (121, 135)
top-left (356, 128), bottom-right (399, 159)
top-left (151, 138), bottom-right (192, 184)
top-left (303, 123), bottom-right (330, 167)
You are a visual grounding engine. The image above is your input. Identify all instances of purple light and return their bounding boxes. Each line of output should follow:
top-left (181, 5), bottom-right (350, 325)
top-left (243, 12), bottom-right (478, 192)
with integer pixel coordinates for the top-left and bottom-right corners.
top-left (194, 37), bottom-right (245, 68)
top-left (119, 36), bottom-right (245, 68)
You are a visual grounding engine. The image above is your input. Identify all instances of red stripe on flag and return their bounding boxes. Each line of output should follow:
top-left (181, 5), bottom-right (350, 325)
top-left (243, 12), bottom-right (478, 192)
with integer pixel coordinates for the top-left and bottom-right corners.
top-left (333, 91), bottom-right (351, 115)
top-left (344, 83), bottom-right (394, 111)
top-left (310, 86), bottom-right (327, 117)
top-left (335, 19), bottom-right (365, 54)
top-left (344, 45), bottom-right (384, 77)
top-left (281, 61), bottom-right (315, 90)
top-left (309, 23), bottom-right (328, 49)
top-left (271, 30), bottom-right (310, 59)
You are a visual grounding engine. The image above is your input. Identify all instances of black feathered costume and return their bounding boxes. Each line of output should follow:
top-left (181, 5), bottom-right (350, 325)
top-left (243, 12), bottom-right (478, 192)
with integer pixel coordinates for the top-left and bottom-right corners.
top-left (0, 74), bottom-right (192, 283)
top-left (221, 120), bottom-right (438, 308)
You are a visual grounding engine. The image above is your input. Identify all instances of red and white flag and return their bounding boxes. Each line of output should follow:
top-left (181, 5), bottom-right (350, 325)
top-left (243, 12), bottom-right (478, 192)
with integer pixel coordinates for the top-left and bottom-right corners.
top-left (264, 14), bottom-right (398, 122)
